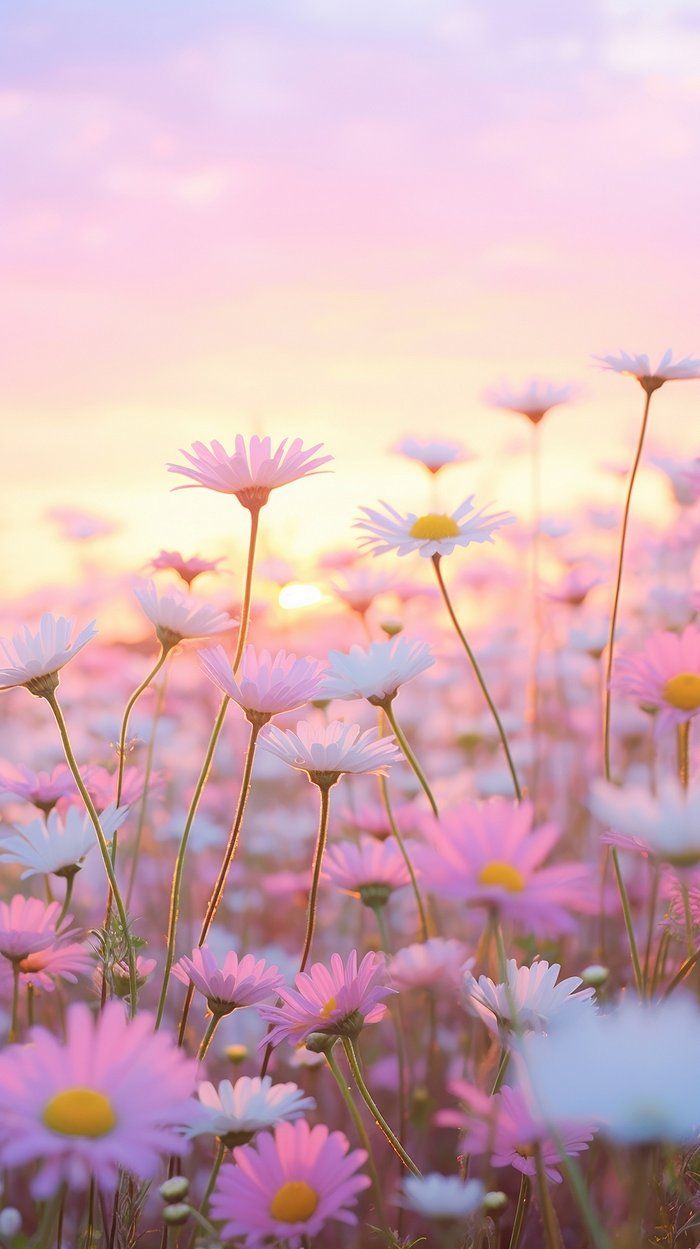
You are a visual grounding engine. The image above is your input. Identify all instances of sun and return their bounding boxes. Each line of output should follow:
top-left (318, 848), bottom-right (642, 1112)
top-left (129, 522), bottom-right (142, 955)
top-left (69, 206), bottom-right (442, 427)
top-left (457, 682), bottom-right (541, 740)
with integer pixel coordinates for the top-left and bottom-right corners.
top-left (278, 582), bottom-right (325, 610)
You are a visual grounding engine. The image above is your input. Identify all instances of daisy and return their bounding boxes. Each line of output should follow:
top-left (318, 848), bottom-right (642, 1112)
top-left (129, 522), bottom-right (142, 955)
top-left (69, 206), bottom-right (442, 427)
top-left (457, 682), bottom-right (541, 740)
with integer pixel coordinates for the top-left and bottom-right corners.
top-left (0, 615), bottom-right (96, 698)
top-left (652, 455), bottom-right (700, 508)
top-left (0, 897), bottom-right (72, 963)
top-left (338, 797), bottom-right (419, 842)
top-left (167, 436), bottom-right (332, 511)
top-left (614, 625), bottom-right (700, 733)
top-left (199, 645), bottom-right (325, 725)
top-left (11, 942), bottom-right (94, 993)
top-left (519, 996), bottom-right (700, 1144)
top-left (322, 835), bottom-right (413, 906)
top-left (0, 763), bottom-right (76, 813)
top-left (321, 637), bottom-right (434, 705)
top-left (484, 380), bottom-right (574, 425)
top-left (389, 938), bottom-right (472, 991)
top-left (210, 1119), bottom-right (369, 1246)
top-left (440, 1082), bottom-right (593, 1182)
top-left (355, 497), bottom-right (514, 560)
top-left (185, 1076), bottom-right (316, 1146)
top-left (329, 566), bottom-right (394, 616)
top-left (0, 1002), bottom-right (195, 1196)
top-left (172, 947), bottom-right (283, 1017)
top-left (0, 804), bottom-right (128, 878)
top-left (596, 349), bottom-right (700, 392)
top-left (415, 799), bottom-right (592, 936)
top-left (463, 959), bottom-right (596, 1038)
top-left (150, 550), bottom-right (224, 586)
top-left (133, 581), bottom-right (234, 650)
top-left (392, 437), bottom-right (472, 474)
top-left (400, 1173), bottom-right (484, 1218)
top-left (590, 778), bottom-right (700, 867)
top-left (259, 720), bottom-right (401, 787)
top-left (258, 950), bottom-right (393, 1048)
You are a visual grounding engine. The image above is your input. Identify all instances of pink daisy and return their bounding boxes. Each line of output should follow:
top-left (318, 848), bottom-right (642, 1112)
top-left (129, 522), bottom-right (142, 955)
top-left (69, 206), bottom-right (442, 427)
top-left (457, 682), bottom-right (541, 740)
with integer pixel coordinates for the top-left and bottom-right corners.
top-left (0, 1002), bottom-right (195, 1196)
top-left (0, 614), bottom-right (97, 697)
top-left (150, 550), bottom-right (224, 586)
top-left (133, 580), bottom-right (234, 649)
top-left (259, 719), bottom-right (401, 787)
top-left (258, 950), bottom-right (393, 1048)
top-left (167, 436), bottom-right (332, 511)
top-left (322, 835), bottom-right (412, 905)
top-left (614, 625), bottom-right (700, 733)
top-left (0, 896), bottom-right (73, 963)
top-left (199, 645), bottom-right (325, 724)
top-left (9, 942), bottom-right (94, 993)
top-left (392, 436), bottom-right (472, 474)
top-left (210, 1119), bottom-right (369, 1246)
top-left (0, 763), bottom-right (76, 813)
top-left (595, 348), bottom-right (700, 391)
top-left (415, 799), bottom-right (593, 936)
top-left (172, 947), bottom-right (283, 1016)
top-left (484, 379), bottom-right (574, 425)
top-left (389, 938), bottom-right (472, 992)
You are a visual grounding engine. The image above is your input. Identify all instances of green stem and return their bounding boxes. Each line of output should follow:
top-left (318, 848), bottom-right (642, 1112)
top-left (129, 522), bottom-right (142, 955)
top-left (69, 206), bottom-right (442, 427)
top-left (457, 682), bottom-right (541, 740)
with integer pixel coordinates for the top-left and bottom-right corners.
top-left (197, 1014), bottom-right (222, 1062)
top-left (56, 871), bottom-right (76, 928)
top-left (677, 721), bottom-right (690, 790)
top-left (533, 1144), bottom-right (564, 1249)
top-left (378, 772), bottom-right (429, 941)
top-left (299, 781), bottom-right (333, 973)
top-left (611, 847), bottom-right (644, 994)
top-left (9, 962), bottom-right (20, 1042)
top-left (382, 700), bottom-right (438, 817)
top-left (508, 1174), bottom-right (531, 1249)
top-left (372, 903), bottom-right (409, 1148)
top-left (342, 1037), bottom-right (421, 1176)
top-left (432, 554), bottom-right (522, 802)
top-left (325, 1046), bottom-right (389, 1231)
top-left (116, 646), bottom-right (170, 809)
top-left (603, 387), bottom-right (653, 781)
top-left (126, 664), bottom-right (171, 909)
top-left (664, 947), bottom-right (700, 998)
top-left (46, 692), bottom-right (138, 1014)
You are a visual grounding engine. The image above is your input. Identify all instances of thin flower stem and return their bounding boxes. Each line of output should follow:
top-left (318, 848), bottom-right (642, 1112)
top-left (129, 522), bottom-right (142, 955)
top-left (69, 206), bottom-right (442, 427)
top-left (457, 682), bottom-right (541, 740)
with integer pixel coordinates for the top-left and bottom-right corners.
top-left (603, 387), bottom-right (653, 781)
top-left (155, 505), bottom-right (262, 1031)
top-left (299, 781), bottom-right (333, 973)
top-left (382, 700), bottom-right (438, 817)
top-left (56, 871), bottom-right (76, 928)
top-left (681, 882), bottom-right (695, 959)
top-left (508, 1174), bottom-right (531, 1249)
top-left (529, 422), bottom-right (543, 797)
top-left (372, 903), bottom-right (409, 1148)
top-left (46, 692), bottom-right (138, 1013)
top-left (198, 1139), bottom-right (225, 1218)
top-left (664, 947), bottom-right (700, 997)
top-left (533, 1144), bottom-right (564, 1249)
top-left (555, 1148), bottom-right (611, 1249)
top-left (342, 1036), bottom-right (421, 1176)
top-left (115, 645), bottom-right (170, 809)
top-left (9, 963), bottom-right (20, 1042)
top-left (611, 847), bottom-right (644, 994)
top-left (126, 663), bottom-right (171, 909)
top-left (197, 1014), bottom-right (222, 1062)
top-left (431, 554), bottom-right (522, 802)
top-left (677, 721), bottom-right (690, 790)
top-left (325, 1046), bottom-right (389, 1231)
top-left (378, 772), bottom-right (429, 942)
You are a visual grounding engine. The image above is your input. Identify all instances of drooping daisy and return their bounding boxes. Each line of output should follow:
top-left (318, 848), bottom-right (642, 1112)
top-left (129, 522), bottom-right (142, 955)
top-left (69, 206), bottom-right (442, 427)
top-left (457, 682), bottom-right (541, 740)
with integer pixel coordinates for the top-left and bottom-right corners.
top-left (484, 380), bottom-right (574, 425)
top-left (0, 615), bottom-right (97, 698)
top-left (596, 349), bottom-right (700, 392)
top-left (172, 947), bottom-right (283, 1017)
top-left (463, 959), bottom-right (596, 1038)
top-left (0, 1002), bottom-right (195, 1197)
top-left (133, 581), bottom-right (234, 650)
top-left (259, 720), bottom-right (401, 788)
top-left (614, 625), bottom-right (700, 733)
top-left (321, 637), bottom-right (434, 705)
top-left (590, 778), bottom-right (700, 867)
top-left (210, 1119), bottom-right (369, 1246)
top-left (355, 497), bottom-right (514, 560)
top-left (322, 835), bottom-right (413, 906)
top-left (168, 436), bottom-right (332, 512)
top-left (199, 645), bottom-right (325, 725)
top-left (150, 550), bottom-right (225, 586)
top-left (415, 799), bottom-right (593, 936)
top-left (392, 437), bottom-right (472, 474)
top-left (185, 1077), bottom-right (316, 1146)
top-left (400, 1172), bottom-right (484, 1218)
top-left (0, 763), bottom-right (76, 813)
top-left (0, 804), bottom-right (128, 879)
top-left (258, 950), bottom-right (393, 1048)
top-left (389, 938), bottom-right (472, 992)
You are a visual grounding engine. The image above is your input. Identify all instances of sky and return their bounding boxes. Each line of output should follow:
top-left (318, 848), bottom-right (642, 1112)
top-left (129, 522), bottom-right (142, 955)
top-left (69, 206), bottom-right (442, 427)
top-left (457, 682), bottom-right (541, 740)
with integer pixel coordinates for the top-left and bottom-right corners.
top-left (1, 0), bottom-right (699, 594)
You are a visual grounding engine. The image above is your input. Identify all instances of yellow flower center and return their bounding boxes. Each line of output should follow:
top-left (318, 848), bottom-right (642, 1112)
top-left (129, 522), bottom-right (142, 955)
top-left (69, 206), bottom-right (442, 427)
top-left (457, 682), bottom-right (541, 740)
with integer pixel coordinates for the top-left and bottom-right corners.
top-left (269, 1180), bottom-right (319, 1223)
top-left (663, 673), bottom-right (700, 712)
top-left (478, 860), bottom-right (525, 892)
top-left (43, 1087), bottom-right (116, 1138)
top-left (320, 995), bottom-right (337, 1019)
top-left (409, 513), bottom-right (460, 540)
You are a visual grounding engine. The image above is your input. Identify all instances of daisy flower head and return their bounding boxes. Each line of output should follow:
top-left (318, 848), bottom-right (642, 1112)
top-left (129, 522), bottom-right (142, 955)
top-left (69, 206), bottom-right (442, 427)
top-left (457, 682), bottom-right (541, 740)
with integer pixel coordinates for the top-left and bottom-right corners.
top-left (185, 1076), bottom-right (316, 1146)
top-left (258, 950), bottom-right (393, 1049)
top-left (415, 798), bottom-right (593, 936)
top-left (484, 380), bottom-right (575, 425)
top-left (0, 615), bottom-right (97, 698)
top-left (321, 637), bottom-right (434, 705)
top-left (652, 455), bottom-right (700, 508)
top-left (0, 804), bottom-right (128, 879)
top-left (0, 763), bottom-right (76, 813)
top-left (0, 896), bottom-right (71, 963)
top-left (595, 348), bottom-right (700, 393)
top-left (0, 1002), bottom-right (195, 1197)
top-left (463, 959), bottom-right (596, 1039)
top-left (392, 436), bottom-right (473, 474)
top-left (355, 497), bottom-right (514, 560)
top-left (323, 835), bottom-right (413, 907)
top-left (590, 778), bottom-right (700, 867)
top-left (390, 938), bottom-right (472, 991)
top-left (13, 941), bottom-right (94, 994)
top-left (400, 1173), bottom-right (484, 1218)
top-left (329, 566), bottom-right (394, 615)
top-left (133, 580), bottom-right (234, 650)
top-left (614, 625), bottom-right (700, 733)
top-left (167, 436), bottom-right (332, 512)
top-left (199, 644), bottom-right (325, 725)
top-left (150, 550), bottom-right (224, 586)
top-left (172, 947), bottom-right (284, 1018)
top-left (259, 719), bottom-right (401, 789)
top-left (210, 1119), bottom-right (369, 1247)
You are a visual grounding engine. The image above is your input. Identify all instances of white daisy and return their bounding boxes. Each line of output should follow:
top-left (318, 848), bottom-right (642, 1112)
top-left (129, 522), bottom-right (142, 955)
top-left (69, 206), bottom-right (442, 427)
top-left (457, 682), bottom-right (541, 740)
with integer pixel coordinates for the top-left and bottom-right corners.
top-left (355, 497), bottom-right (514, 559)
top-left (0, 615), bottom-right (97, 697)
top-left (392, 437), bottom-right (472, 474)
top-left (484, 380), bottom-right (574, 424)
top-left (463, 958), bottom-right (596, 1037)
top-left (133, 580), bottom-right (235, 649)
top-left (595, 349), bottom-right (700, 391)
top-left (589, 778), bottom-right (700, 867)
top-left (400, 1173), bottom-right (484, 1218)
top-left (0, 805), bottom-right (128, 878)
top-left (322, 637), bottom-right (434, 704)
top-left (184, 1077), bottom-right (316, 1146)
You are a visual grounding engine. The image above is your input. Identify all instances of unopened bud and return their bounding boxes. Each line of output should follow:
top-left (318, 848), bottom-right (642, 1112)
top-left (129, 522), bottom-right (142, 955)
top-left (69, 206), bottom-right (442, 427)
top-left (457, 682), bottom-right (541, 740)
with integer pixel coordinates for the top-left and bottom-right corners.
top-left (581, 964), bottom-right (609, 988)
top-left (483, 1191), bottom-right (508, 1214)
top-left (225, 1044), bottom-right (249, 1065)
top-left (162, 1204), bottom-right (190, 1226)
top-left (380, 619), bottom-right (403, 638)
top-left (159, 1176), bottom-right (189, 1203)
top-left (0, 1209), bottom-right (21, 1238)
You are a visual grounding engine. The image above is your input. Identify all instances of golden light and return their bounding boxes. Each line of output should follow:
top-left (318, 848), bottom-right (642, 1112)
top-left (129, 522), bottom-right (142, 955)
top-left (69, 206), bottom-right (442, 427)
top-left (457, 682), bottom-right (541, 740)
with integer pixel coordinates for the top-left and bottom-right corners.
top-left (278, 582), bottom-right (325, 611)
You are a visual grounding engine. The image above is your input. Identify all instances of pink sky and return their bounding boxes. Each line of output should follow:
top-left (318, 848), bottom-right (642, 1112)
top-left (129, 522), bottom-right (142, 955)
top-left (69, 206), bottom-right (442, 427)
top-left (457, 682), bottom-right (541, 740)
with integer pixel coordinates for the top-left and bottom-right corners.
top-left (1, 0), bottom-right (699, 592)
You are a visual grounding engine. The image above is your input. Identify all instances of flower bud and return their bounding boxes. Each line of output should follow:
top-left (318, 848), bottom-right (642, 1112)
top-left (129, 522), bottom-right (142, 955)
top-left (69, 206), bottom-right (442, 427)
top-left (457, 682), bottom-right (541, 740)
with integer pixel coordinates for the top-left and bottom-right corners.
top-left (483, 1191), bottom-right (508, 1214)
top-left (159, 1176), bottom-right (189, 1203)
top-left (581, 964), bottom-right (609, 988)
top-left (0, 1209), bottom-right (21, 1238)
top-left (162, 1204), bottom-right (190, 1226)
